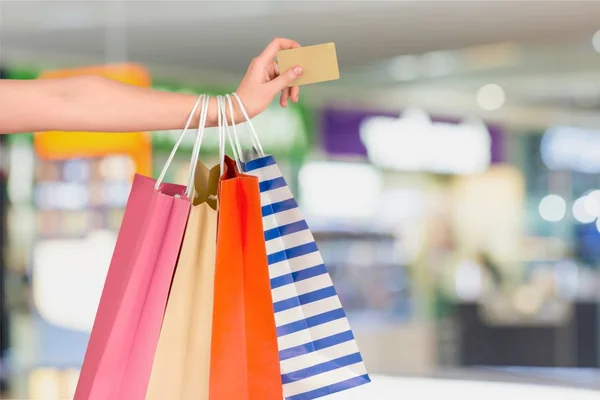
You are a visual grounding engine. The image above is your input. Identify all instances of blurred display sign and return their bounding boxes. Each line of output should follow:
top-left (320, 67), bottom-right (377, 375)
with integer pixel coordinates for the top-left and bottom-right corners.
top-left (299, 161), bottom-right (383, 221)
top-left (34, 64), bottom-right (152, 176)
top-left (360, 108), bottom-right (491, 174)
top-left (320, 107), bottom-right (504, 170)
top-left (541, 125), bottom-right (600, 173)
top-left (151, 104), bottom-right (307, 156)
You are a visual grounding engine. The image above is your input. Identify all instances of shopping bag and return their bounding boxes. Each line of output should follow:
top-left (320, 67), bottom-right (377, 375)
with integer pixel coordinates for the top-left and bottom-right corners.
top-left (145, 160), bottom-right (219, 400)
top-left (209, 96), bottom-right (283, 400)
top-left (230, 93), bottom-right (371, 399)
top-left (74, 95), bottom-right (210, 400)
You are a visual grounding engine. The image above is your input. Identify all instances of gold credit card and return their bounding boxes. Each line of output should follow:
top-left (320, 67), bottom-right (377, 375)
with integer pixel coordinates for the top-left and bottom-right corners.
top-left (277, 42), bottom-right (340, 87)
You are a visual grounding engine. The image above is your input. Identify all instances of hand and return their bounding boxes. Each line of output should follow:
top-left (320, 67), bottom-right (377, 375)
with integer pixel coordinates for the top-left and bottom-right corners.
top-left (235, 38), bottom-right (303, 119)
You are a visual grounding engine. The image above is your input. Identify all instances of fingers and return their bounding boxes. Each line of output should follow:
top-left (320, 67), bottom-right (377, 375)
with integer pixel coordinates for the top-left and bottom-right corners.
top-left (250, 38), bottom-right (303, 108)
top-left (280, 88), bottom-right (290, 107)
top-left (282, 85), bottom-right (299, 106)
top-left (269, 66), bottom-right (303, 95)
top-left (256, 37), bottom-right (301, 63)
top-left (291, 85), bottom-right (300, 103)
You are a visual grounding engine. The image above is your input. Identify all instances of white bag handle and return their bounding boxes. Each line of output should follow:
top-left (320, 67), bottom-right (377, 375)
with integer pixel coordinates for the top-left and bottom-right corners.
top-left (154, 94), bottom-right (210, 196)
top-left (217, 95), bottom-right (225, 175)
top-left (184, 94), bottom-right (211, 199)
top-left (218, 95), bottom-right (243, 172)
top-left (228, 92), bottom-right (266, 159)
top-left (224, 94), bottom-right (244, 160)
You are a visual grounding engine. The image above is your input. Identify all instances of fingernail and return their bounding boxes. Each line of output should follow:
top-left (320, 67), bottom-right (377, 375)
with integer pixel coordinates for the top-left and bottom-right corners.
top-left (293, 66), bottom-right (303, 76)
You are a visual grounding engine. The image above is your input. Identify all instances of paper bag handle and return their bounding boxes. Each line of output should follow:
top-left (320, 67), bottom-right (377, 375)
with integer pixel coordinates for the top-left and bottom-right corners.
top-left (154, 94), bottom-right (211, 198)
top-left (217, 95), bottom-right (244, 173)
top-left (226, 93), bottom-right (266, 160)
top-left (185, 94), bottom-right (211, 198)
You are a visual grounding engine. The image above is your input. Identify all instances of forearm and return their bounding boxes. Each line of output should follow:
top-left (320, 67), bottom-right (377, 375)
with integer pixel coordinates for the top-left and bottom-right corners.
top-left (0, 76), bottom-right (242, 134)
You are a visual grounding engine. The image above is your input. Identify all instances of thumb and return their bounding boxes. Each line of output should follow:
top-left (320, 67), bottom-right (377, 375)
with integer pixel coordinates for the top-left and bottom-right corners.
top-left (270, 65), bottom-right (303, 92)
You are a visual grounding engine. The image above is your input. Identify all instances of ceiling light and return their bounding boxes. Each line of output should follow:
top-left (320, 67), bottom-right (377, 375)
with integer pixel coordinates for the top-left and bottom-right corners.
top-left (573, 196), bottom-right (596, 224)
top-left (388, 55), bottom-right (420, 82)
top-left (423, 51), bottom-right (457, 77)
top-left (538, 194), bottom-right (566, 222)
top-left (584, 195), bottom-right (600, 217)
top-left (592, 30), bottom-right (600, 53)
top-left (476, 84), bottom-right (506, 110)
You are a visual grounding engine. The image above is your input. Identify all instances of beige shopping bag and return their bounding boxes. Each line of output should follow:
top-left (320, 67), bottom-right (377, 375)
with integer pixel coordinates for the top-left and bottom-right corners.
top-left (145, 161), bottom-right (219, 400)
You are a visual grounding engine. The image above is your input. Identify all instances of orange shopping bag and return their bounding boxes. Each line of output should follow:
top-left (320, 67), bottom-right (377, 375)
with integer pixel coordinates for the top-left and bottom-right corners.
top-left (209, 96), bottom-right (283, 400)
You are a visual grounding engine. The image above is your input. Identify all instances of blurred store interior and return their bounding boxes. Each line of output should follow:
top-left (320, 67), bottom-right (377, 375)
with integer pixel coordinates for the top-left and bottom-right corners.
top-left (2, 0), bottom-right (600, 398)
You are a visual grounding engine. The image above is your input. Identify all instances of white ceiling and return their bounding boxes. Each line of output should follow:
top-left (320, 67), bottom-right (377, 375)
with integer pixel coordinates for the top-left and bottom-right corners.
top-left (2, 0), bottom-right (600, 128)
top-left (3, 1), bottom-right (600, 70)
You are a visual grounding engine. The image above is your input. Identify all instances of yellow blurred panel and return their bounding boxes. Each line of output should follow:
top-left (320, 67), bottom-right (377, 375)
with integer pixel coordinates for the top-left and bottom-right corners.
top-left (63, 369), bottom-right (81, 399)
top-left (34, 64), bottom-right (152, 176)
top-left (38, 63), bottom-right (150, 86)
top-left (28, 368), bottom-right (62, 400)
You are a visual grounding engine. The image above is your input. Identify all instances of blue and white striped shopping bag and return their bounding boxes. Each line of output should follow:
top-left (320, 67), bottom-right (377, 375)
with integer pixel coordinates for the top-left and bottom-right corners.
top-left (243, 154), bottom-right (370, 400)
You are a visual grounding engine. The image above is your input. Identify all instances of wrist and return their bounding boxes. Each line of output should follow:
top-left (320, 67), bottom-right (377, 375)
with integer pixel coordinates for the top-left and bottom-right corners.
top-left (203, 95), bottom-right (246, 128)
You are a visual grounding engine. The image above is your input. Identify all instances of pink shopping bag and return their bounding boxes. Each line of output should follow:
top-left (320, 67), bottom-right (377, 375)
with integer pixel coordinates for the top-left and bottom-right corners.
top-left (74, 95), bottom-right (211, 400)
